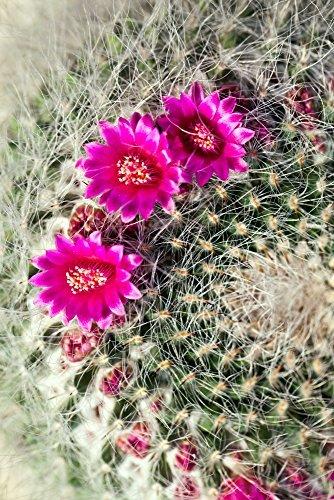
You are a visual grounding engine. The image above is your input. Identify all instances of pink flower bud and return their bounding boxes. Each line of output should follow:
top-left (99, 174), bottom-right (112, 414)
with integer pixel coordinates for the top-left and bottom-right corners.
top-left (311, 134), bottom-right (327, 153)
top-left (68, 204), bottom-right (107, 238)
top-left (99, 363), bottom-right (133, 396)
top-left (116, 422), bottom-right (151, 458)
top-left (218, 476), bottom-right (275, 499)
top-left (284, 466), bottom-right (327, 499)
top-left (219, 82), bottom-right (252, 111)
top-left (174, 476), bottom-right (201, 499)
top-left (286, 86), bottom-right (318, 118)
top-left (150, 396), bottom-right (164, 413)
top-left (175, 440), bottom-right (198, 472)
top-left (61, 327), bottom-right (102, 362)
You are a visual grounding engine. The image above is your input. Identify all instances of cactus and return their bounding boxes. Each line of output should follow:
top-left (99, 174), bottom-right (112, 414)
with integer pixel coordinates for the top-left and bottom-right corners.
top-left (1, 1), bottom-right (333, 499)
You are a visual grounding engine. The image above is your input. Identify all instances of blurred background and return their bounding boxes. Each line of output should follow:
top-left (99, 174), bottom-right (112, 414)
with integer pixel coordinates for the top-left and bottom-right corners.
top-left (0, 0), bottom-right (148, 129)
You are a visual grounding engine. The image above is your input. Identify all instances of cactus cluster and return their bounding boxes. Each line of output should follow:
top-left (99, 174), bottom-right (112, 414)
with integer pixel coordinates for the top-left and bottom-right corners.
top-left (1, 1), bottom-right (333, 499)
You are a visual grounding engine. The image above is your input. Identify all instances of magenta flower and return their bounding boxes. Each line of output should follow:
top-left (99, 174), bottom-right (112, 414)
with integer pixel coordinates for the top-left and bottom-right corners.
top-left (116, 422), bottom-right (151, 458)
top-left (218, 476), bottom-right (276, 500)
top-left (76, 113), bottom-right (182, 222)
top-left (99, 362), bottom-right (133, 396)
top-left (61, 327), bottom-right (103, 362)
top-left (158, 82), bottom-right (254, 186)
top-left (30, 232), bottom-right (142, 330)
top-left (175, 440), bottom-right (198, 472)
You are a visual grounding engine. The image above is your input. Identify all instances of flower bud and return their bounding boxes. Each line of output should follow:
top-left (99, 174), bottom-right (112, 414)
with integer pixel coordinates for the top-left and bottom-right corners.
top-left (116, 422), bottom-right (150, 458)
top-left (61, 327), bottom-right (102, 362)
top-left (99, 363), bottom-right (133, 396)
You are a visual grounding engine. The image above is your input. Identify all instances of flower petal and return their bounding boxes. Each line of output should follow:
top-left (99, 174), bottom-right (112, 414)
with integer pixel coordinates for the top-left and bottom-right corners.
top-left (129, 112), bottom-right (142, 129)
top-left (121, 202), bottom-right (139, 223)
top-left (230, 157), bottom-right (249, 172)
top-left (98, 121), bottom-right (120, 145)
top-left (135, 114), bottom-right (154, 144)
top-left (198, 92), bottom-right (220, 120)
top-left (189, 82), bottom-right (205, 105)
top-left (231, 127), bottom-right (255, 144)
top-left (88, 231), bottom-right (102, 245)
top-left (116, 269), bottom-right (132, 282)
top-left (55, 234), bottom-right (74, 254)
top-left (45, 249), bottom-right (69, 266)
top-left (29, 270), bottom-right (60, 287)
top-left (185, 154), bottom-right (205, 174)
top-left (120, 281), bottom-right (142, 300)
top-left (138, 195), bottom-right (155, 219)
top-left (31, 255), bottom-right (51, 270)
top-left (85, 178), bottom-right (111, 198)
top-left (84, 142), bottom-right (113, 160)
top-left (196, 166), bottom-right (214, 186)
top-left (212, 158), bottom-right (230, 180)
top-left (118, 119), bottom-right (135, 145)
top-left (87, 296), bottom-right (103, 321)
top-left (160, 178), bottom-right (179, 194)
top-left (180, 93), bottom-right (197, 117)
top-left (143, 128), bottom-right (160, 154)
top-left (50, 298), bottom-right (67, 316)
top-left (105, 288), bottom-right (126, 316)
top-left (219, 96), bottom-right (236, 114)
top-left (224, 143), bottom-right (246, 158)
top-left (108, 245), bottom-right (124, 264)
top-left (163, 96), bottom-right (181, 116)
top-left (77, 315), bottom-right (93, 331)
top-left (122, 254), bottom-right (143, 271)
top-left (158, 191), bottom-right (175, 213)
top-left (97, 314), bottom-right (115, 330)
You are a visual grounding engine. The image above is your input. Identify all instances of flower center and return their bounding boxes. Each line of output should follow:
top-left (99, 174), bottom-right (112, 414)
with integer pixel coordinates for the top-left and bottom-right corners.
top-left (66, 265), bottom-right (108, 294)
top-left (190, 122), bottom-right (216, 152)
top-left (117, 154), bottom-right (152, 186)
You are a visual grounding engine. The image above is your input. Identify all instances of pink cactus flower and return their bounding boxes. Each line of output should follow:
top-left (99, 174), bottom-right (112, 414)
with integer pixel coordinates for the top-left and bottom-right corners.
top-left (158, 82), bottom-right (254, 186)
top-left (99, 362), bottom-right (133, 396)
top-left (76, 113), bottom-right (182, 222)
top-left (116, 422), bottom-right (151, 458)
top-left (61, 327), bottom-right (103, 362)
top-left (174, 476), bottom-right (201, 499)
top-left (175, 440), bottom-right (198, 472)
top-left (218, 475), bottom-right (276, 499)
top-left (29, 232), bottom-right (142, 330)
